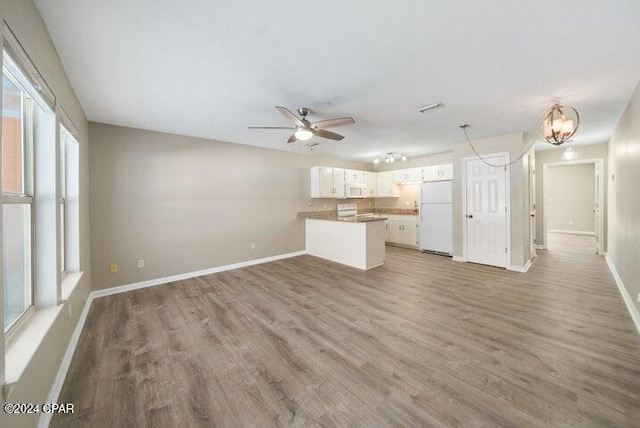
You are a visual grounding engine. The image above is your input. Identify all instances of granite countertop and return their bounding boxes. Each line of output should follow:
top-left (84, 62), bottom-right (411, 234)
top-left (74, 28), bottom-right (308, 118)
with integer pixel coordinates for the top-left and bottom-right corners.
top-left (299, 212), bottom-right (387, 223)
top-left (298, 208), bottom-right (417, 222)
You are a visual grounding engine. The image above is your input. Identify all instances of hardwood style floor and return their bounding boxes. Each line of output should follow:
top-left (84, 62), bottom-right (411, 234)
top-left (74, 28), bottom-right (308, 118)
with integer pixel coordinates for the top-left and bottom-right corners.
top-left (52, 246), bottom-right (640, 427)
top-left (547, 231), bottom-right (598, 256)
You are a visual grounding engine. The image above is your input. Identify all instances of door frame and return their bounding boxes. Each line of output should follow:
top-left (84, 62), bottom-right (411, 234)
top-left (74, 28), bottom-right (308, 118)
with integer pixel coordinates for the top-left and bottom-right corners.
top-left (542, 158), bottom-right (604, 254)
top-left (461, 152), bottom-right (511, 267)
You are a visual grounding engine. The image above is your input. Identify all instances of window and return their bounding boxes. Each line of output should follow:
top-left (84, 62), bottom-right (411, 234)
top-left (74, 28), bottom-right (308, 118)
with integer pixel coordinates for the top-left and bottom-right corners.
top-left (2, 57), bottom-right (34, 333)
top-left (60, 126), bottom-right (79, 275)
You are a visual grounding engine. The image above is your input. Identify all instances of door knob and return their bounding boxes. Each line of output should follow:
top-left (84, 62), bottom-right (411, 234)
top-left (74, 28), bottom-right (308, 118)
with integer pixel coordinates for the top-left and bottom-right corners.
top-left (467, 214), bottom-right (473, 218)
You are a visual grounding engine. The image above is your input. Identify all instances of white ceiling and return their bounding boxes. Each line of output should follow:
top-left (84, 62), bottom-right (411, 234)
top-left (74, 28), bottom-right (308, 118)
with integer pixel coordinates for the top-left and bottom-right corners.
top-left (35, 0), bottom-right (640, 162)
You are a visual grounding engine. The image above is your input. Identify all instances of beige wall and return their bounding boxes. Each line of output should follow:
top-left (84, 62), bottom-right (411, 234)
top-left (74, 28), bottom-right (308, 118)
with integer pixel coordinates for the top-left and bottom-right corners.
top-left (546, 163), bottom-right (596, 233)
top-left (90, 123), bottom-right (298, 290)
top-left (608, 80), bottom-right (640, 320)
top-left (0, 1), bottom-right (91, 427)
top-left (534, 143), bottom-right (608, 247)
top-left (452, 132), bottom-right (532, 268)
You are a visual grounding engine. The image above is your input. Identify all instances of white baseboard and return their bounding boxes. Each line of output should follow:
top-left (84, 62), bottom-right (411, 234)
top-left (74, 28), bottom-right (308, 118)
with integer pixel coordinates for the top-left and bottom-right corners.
top-left (38, 249), bottom-right (306, 427)
top-left (605, 255), bottom-right (640, 334)
top-left (92, 250), bottom-right (307, 299)
top-left (38, 296), bottom-right (93, 428)
top-left (535, 244), bottom-right (546, 250)
top-left (507, 258), bottom-right (532, 273)
top-left (452, 256), bottom-right (467, 263)
top-left (547, 229), bottom-right (596, 236)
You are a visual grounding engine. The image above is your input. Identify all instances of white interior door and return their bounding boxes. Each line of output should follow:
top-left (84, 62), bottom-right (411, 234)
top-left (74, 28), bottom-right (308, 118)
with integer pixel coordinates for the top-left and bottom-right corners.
top-left (466, 156), bottom-right (507, 267)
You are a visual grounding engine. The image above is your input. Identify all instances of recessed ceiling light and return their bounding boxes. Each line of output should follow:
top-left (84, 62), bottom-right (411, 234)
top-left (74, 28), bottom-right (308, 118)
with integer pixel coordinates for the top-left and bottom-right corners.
top-left (418, 102), bottom-right (445, 114)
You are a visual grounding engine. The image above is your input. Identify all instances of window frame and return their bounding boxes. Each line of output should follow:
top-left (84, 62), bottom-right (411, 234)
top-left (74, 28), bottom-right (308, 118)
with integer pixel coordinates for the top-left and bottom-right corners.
top-left (2, 61), bottom-right (36, 337)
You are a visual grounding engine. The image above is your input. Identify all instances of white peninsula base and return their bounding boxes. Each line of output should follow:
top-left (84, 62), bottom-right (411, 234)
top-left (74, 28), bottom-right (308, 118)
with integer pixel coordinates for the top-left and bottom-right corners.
top-left (305, 218), bottom-right (386, 270)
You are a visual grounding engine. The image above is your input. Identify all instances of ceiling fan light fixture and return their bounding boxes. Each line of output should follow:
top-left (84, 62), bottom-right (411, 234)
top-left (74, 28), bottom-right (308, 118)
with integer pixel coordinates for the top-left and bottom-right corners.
top-left (294, 128), bottom-right (313, 141)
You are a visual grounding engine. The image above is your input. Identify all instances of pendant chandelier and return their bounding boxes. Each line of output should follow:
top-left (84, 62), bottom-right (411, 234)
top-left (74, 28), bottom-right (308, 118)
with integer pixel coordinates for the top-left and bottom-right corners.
top-left (543, 103), bottom-right (580, 145)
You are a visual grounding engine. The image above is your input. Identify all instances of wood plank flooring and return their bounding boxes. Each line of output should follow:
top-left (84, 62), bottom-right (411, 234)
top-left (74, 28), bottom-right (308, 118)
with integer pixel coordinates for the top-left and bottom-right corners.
top-left (52, 245), bottom-right (640, 427)
top-left (547, 231), bottom-right (597, 256)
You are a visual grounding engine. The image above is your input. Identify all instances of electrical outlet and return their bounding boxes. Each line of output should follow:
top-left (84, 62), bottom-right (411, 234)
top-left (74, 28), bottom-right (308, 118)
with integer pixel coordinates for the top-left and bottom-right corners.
top-left (251, 242), bottom-right (256, 250)
top-left (323, 203), bottom-right (327, 208)
top-left (137, 259), bottom-right (145, 268)
top-left (405, 200), bottom-right (411, 206)
top-left (109, 263), bottom-right (118, 273)
top-left (68, 303), bottom-right (72, 319)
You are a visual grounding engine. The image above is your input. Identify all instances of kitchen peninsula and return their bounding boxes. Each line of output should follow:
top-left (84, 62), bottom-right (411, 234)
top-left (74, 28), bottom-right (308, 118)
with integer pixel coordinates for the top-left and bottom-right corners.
top-left (299, 206), bottom-right (387, 270)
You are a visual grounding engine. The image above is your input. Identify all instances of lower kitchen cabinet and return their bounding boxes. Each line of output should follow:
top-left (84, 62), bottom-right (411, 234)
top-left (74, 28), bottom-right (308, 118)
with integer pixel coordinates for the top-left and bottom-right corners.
top-left (385, 215), bottom-right (419, 248)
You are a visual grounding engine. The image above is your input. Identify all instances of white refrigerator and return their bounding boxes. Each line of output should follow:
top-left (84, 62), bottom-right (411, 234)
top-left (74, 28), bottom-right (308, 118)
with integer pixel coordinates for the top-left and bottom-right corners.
top-left (419, 181), bottom-right (453, 254)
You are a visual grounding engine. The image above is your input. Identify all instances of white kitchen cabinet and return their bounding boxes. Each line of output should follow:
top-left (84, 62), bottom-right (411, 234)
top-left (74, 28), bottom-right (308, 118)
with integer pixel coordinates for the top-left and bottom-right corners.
top-left (310, 166), bottom-right (345, 198)
top-left (344, 169), bottom-right (366, 183)
top-left (423, 164), bottom-right (453, 182)
top-left (385, 215), bottom-right (419, 247)
top-left (391, 167), bottom-right (423, 183)
top-left (364, 171), bottom-right (377, 197)
top-left (439, 163), bottom-right (453, 180)
top-left (387, 220), bottom-right (403, 243)
top-left (376, 171), bottom-right (399, 197)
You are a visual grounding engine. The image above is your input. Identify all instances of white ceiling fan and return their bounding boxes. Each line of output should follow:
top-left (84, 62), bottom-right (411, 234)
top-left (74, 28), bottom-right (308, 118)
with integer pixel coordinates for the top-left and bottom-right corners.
top-left (249, 106), bottom-right (355, 143)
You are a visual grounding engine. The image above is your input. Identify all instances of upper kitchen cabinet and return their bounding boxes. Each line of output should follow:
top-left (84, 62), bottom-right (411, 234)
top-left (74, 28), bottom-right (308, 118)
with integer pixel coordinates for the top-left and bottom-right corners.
top-left (344, 169), bottom-right (366, 183)
top-left (392, 167), bottom-right (423, 183)
top-left (376, 171), bottom-right (399, 197)
top-left (310, 166), bottom-right (345, 198)
top-left (423, 163), bottom-right (453, 181)
top-left (364, 171), bottom-right (377, 197)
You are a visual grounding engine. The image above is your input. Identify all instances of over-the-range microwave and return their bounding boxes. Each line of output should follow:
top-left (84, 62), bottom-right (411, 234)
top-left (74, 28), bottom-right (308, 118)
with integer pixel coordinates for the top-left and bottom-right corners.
top-left (344, 182), bottom-right (367, 198)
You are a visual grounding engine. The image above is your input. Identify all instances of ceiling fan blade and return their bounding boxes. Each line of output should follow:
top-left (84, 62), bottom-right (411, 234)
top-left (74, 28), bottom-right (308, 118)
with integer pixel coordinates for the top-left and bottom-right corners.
top-left (311, 117), bottom-right (355, 129)
top-left (248, 126), bottom-right (295, 129)
top-left (287, 133), bottom-right (297, 143)
top-left (275, 106), bottom-right (304, 127)
top-left (315, 129), bottom-right (344, 141)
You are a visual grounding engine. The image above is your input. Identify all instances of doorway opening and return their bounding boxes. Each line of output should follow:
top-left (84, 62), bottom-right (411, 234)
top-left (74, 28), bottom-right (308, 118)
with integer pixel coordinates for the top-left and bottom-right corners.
top-left (542, 159), bottom-right (604, 255)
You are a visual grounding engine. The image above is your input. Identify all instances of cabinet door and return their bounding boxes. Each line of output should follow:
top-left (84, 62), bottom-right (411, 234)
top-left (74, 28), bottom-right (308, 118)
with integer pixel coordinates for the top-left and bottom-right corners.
top-left (310, 166), bottom-right (334, 198)
top-left (344, 169), bottom-right (365, 183)
top-left (439, 163), bottom-right (453, 180)
top-left (364, 172), bottom-right (377, 197)
top-left (402, 221), bottom-right (419, 246)
top-left (377, 171), bottom-right (391, 196)
top-left (333, 168), bottom-right (345, 197)
top-left (319, 167), bottom-right (335, 197)
top-left (422, 165), bottom-right (440, 182)
top-left (392, 169), bottom-right (406, 183)
top-left (387, 220), bottom-right (403, 243)
top-left (405, 167), bottom-right (423, 182)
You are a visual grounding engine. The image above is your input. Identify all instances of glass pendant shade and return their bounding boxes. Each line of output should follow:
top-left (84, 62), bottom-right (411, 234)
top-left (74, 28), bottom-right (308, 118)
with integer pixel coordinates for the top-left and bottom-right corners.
top-left (544, 103), bottom-right (580, 145)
